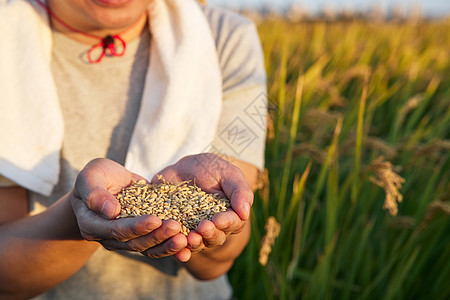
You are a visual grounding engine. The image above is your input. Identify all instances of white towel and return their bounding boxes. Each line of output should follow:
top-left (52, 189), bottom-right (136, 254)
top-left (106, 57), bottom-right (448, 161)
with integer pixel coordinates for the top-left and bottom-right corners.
top-left (0, 0), bottom-right (222, 196)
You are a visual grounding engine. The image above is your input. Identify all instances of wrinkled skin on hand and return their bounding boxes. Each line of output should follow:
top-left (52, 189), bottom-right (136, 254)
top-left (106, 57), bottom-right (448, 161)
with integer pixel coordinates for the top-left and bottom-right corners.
top-left (71, 154), bottom-right (253, 262)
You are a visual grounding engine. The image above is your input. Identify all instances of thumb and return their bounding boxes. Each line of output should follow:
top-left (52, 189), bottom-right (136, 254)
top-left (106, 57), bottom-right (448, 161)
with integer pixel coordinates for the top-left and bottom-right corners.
top-left (220, 166), bottom-right (254, 221)
top-left (85, 187), bottom-right (121, 219)
top-left (73, 159), bottom-right (126, 219)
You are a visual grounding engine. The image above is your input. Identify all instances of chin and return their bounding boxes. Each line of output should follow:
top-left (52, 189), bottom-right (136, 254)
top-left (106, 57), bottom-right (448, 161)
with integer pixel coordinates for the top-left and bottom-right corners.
top-left (84, 0), bottom-right (151, 30)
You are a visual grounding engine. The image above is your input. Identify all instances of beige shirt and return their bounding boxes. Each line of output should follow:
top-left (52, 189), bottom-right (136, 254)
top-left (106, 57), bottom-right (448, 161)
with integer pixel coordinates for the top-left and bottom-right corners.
top-left (12, 5), bottom-right (266, 300)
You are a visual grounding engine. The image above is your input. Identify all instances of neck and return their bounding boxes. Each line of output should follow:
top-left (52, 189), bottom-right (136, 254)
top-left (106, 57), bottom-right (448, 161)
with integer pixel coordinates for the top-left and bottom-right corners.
top-left (48, 9), bottom-right (148, 45)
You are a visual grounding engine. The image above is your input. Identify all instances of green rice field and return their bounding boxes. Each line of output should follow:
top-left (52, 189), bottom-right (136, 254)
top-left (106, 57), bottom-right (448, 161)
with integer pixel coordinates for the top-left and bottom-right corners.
top-left (230, 16), bottom-right (450, 300)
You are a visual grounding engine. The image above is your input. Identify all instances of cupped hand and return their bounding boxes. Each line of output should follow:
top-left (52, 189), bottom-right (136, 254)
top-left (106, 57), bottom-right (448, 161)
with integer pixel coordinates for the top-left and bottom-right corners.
top-left (152, 153), bottom-right (253, 254)
top-left (70, 158), bottom-right (191, 262)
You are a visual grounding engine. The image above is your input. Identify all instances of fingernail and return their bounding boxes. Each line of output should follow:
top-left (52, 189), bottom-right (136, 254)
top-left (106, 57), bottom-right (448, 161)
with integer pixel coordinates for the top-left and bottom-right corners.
top-left (164, 227), bottom-right (176, 237)
top-left (101, 201), bottom-right (116, 219)
top-left (146, 221), bottom-right (158, 232)
top-left (243, 202), bottom-right (251, 220)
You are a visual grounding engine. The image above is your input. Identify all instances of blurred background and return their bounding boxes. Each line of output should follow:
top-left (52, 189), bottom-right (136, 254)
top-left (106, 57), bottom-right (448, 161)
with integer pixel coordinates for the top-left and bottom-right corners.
top-left (210, 0), bottom-right (450, 18)
top-left (210, 0), bottom-right (450, 299)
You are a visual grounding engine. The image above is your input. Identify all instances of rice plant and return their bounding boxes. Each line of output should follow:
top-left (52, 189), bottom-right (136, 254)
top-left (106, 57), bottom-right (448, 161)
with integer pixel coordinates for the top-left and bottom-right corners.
top-left (230, 16), bottom-right (450, 300)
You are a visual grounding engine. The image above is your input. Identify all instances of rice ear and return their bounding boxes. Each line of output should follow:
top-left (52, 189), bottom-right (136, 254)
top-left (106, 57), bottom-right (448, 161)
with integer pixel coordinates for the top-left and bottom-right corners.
top-left (369, 156), bottom-right (405, 216)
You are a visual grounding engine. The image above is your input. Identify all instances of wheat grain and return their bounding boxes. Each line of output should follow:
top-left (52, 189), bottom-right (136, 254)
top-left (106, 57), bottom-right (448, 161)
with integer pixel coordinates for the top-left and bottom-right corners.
top-left (115, 177), bottom-right (230, 236)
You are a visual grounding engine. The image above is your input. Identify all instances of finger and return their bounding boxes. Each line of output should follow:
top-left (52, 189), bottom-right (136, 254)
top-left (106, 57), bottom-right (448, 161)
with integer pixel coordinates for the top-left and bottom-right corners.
top-left (196, 220), bottom-right (226, 248)
top-left (76, 158), bottom-right (134, 196)
top-left (84, 188), bottom-right (121, 220)
top-left (74, 202), bottom-right (162, 242)
top-left (211, 210), bottom-right (246, 236)
top-left (74, 158), bottom-right (138, 219)
top-left (142, 233), bottom-right (188, 259)
top-left (143, 219), bottom-right (181, 248)
top-left (186, 231), bottom-right (206, 253)
top-left (220, 165), bottom-right (254, 221)
top-left (84, 175), bottom-right (145, 219)
top-left (174, 248), bottom-right (192, 262)
top-left (99, 219), bottom-right (181, 251)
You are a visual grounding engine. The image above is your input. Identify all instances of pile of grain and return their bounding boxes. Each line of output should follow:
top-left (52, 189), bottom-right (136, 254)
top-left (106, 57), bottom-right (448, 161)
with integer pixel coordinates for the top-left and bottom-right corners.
top-left (115, 178), bottom-right (231, 235)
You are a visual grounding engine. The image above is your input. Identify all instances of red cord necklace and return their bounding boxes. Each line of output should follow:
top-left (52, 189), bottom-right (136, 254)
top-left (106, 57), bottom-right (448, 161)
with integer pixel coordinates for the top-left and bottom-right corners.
top-left (35, 0), bottom-right (127, 64)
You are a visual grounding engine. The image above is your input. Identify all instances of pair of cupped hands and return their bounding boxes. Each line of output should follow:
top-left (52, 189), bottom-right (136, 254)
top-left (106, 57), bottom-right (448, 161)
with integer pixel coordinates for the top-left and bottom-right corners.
top-left (70, 154), bottom-right (253, 262)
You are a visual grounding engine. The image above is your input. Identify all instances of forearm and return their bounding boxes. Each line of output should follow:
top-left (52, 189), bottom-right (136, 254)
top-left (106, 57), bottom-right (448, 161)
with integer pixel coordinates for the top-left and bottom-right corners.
top-left (182, 221), bottom-right (251, 280)
top-left (0, 192), bottom-right (99, 299)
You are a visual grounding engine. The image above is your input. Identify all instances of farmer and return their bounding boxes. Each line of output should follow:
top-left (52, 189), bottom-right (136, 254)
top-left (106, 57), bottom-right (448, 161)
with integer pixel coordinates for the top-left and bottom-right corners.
top-left (0, 0), bottom-right (266, 299)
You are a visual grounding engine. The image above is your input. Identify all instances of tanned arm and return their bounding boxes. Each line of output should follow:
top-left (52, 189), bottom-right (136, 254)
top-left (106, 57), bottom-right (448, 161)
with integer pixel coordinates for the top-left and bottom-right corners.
top-left (0, 187), bottom-right (99, 299)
